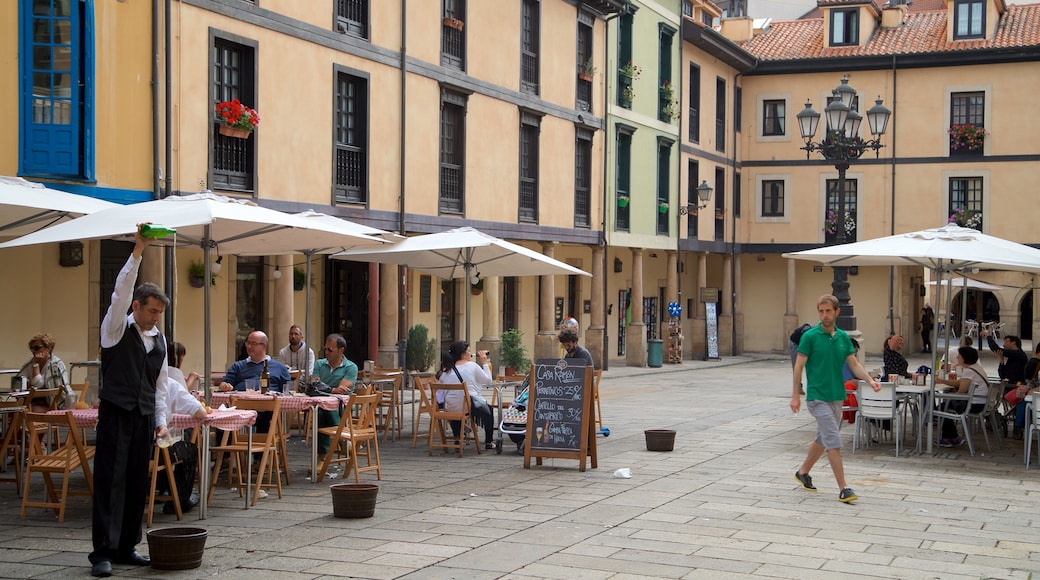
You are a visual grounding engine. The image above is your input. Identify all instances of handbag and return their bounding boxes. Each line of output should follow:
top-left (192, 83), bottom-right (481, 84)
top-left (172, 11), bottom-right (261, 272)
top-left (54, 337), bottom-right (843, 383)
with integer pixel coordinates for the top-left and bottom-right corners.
top-left (304, 379), bottom-right (333, 397)
top-left (1004, 388), bottom-right (1025, 407)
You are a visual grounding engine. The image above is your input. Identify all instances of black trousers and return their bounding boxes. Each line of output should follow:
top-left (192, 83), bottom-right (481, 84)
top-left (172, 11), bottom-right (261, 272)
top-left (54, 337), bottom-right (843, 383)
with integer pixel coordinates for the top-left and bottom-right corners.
top-left (155, 440), bottom-right (198, 508)
top-left (90, 401), bottom-right (154, 563)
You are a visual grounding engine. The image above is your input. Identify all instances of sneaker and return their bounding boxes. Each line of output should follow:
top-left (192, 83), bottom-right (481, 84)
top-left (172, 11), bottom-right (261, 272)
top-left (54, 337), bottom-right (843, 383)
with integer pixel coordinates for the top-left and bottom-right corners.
top-left (838, 487), bottom-right (858, 503)
top-left (1013, 428), bottom-right (1023, 440)
top-left (485, 443), bottom-right (495, 450)
top-left (938, 438), bottom-right (955, 447)
top-left (794, 471), bottom-right (816, 491)
top-left (950, 436), bottom-right (964, 446)
top-left (257, 489), bottom-right (269, 499)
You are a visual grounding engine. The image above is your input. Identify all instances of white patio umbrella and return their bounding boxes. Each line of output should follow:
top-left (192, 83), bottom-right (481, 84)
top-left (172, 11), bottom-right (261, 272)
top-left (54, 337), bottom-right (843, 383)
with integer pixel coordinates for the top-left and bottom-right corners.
top-left (237, 210), bottom-right (397, 376)
top-left (0, 175), bottom-right (119, 237)
top-left (332, 226), bottom-right (591, 342)
top-left (783, 223), bottom-right (1040, 453)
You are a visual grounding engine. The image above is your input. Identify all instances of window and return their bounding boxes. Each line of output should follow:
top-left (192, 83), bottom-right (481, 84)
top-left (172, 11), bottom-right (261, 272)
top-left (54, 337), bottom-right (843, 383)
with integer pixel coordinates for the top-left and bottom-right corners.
top-left (656, 138), bottom-right (673, 235)
top-left (715, 78), bottom-right (726, 152)
top-left (713, 167), bottom-right (725, 240)
top-left (825, 178), bottom-right (858, 243)
top-left (519, 112), bottom-right (540, 223)
top-left (211, 37), bottom-right (257, 193)
top-left (441, 0), bottom-right (466, 70)
top-left (685, 160), bottom-right (699, 238)
top-left (503, 277), bottom-right (518, 332)
top-left (574, 128), bottom-right (593, 228)
top-left (761, 180), bottom-right (784, 217)
top-left (688, 64), bottom-right (700, 143)
top-left (953, 0), bottom-right (984, 39)
top-left (333, 68), bottom-right (368, 204)
top-left (576, 13), bottom-right (593, 112)
top-left (949, 177), bottom-right (983, 230)
top-left (950, 91), bottom-right (984, 156)
top-left (657, 24), bottom-right (676, 123)
top-left (734, 86), bottom-right (742, 132)
top-left (521, 0), bottom-right (540, 95)
top-left (335, 0), bottom-right (368, 39)
top-left (615, 127), bottom-right (633, 231)
top-left (419, 275), bottom-right (432, 312)
top-left (616, 12), bottom-right (633, 108)
top-left (21, 0), bottom-right (93, 178)
top-left (439, 90), bottom-right (467, 214)
top-left (763, 100), bottom-right (785, 136)
top-left (830, 8), bottom-right (859, 46)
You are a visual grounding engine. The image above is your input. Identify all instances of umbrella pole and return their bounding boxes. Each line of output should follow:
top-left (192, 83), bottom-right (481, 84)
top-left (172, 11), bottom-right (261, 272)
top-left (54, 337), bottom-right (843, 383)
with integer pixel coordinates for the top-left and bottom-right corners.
top-left (303, 251), bottom-right (314, 385)
top-left (200, 225), bottom-right (212, 520)
top-left (464, 261), bottom-right (472, 344)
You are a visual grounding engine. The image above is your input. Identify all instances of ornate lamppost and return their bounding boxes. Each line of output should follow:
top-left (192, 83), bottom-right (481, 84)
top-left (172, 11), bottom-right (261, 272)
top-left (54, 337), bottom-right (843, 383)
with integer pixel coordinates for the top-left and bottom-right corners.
top-left (796, 76), bottom-right (891, 331)
top-left (677, 180), bottom-right (713, 305)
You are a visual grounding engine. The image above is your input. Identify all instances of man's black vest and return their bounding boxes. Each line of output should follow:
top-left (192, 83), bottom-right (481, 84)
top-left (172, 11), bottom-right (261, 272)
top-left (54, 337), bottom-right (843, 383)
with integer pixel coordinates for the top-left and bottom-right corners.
top-left (100, 323), bottom-right (165, 415)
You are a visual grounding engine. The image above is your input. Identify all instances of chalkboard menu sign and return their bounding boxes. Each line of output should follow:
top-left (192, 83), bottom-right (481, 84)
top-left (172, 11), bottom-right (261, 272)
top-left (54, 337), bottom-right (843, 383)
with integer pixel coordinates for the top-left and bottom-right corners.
top-left (523, 358), bottom-right (597, 471)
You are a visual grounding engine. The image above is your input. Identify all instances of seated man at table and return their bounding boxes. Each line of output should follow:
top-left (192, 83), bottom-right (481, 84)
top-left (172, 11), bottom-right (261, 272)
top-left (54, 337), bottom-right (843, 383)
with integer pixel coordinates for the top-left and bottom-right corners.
top-left (218, 330), bottom-right (291, 434)
top-left (275, 324), bottom-right (314, 382)
top-left (155, 341), bottom-right (208, 513)
top-left (313, 334), bottom-right (358, 455)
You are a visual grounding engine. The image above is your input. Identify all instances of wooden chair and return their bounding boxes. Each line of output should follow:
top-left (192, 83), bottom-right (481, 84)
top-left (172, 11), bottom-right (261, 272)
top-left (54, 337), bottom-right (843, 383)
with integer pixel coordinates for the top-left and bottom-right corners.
top-left (208, 397), bottom-right (283, 506)
top-left (25, 387), bottom-right (63, 446)
top-left (20, 411), bottom-right (95, 523)
top-left (69, 381), bottom-right (90, 408)
top-left (428, 383), bottom-right (481, 457)
top-left (411, 375), bottom-right (434, 448)
top-left (316, 392), bottom-right (381, 483)
top-left (369, 370), bottom-right (403, 441)
top-left (0, 400), bottom-right (25, 495)
top-left (145, 444), bottom-right (181, 527)
top-left (592, 369), bottom-right (604, 431)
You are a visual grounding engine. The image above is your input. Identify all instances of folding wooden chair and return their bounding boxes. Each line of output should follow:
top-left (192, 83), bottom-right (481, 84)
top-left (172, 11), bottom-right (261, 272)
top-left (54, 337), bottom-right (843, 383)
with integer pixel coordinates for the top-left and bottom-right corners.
top-left (0, 400), bottom-right (26, 495)
top-left (428, 383), bottom-right (481, 457)
top-left (592, 369), bottom-right (604, 431)
top-left (412, 375), bottom-right (434, 448)
top-left (370, 369), bottom-right (403, 441)
top-left (208, 397), bottom-right (283, 506)
top-left (146, 444), bottom-right (181, 527)
top-left (316, 392), bottom-right (381, 483)
top-left (21, 411), bottom-right (95, 522)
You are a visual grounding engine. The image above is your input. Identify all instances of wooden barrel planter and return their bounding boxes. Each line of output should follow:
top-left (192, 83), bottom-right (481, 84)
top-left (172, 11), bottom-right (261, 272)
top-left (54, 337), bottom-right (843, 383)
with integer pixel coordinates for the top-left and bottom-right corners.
top-left (330, 483), bottom-right (379, 518)
top-left (644, 429), bottom-right (676, 452)
top-left (146, 527), bottom-right (208, 570)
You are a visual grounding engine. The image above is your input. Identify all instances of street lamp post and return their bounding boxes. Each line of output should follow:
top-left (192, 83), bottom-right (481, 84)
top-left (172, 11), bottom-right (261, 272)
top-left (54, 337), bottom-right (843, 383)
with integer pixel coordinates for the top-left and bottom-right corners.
top-left (796, 76), bottom-right (891, 331)
top-left (677, 179), bottom-right (713, 310)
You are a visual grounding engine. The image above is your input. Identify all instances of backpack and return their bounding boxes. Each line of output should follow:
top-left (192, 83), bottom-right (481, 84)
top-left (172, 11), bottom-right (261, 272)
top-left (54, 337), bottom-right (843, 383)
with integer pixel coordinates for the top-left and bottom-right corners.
top-left (790, 323), bottom-right (812, 346)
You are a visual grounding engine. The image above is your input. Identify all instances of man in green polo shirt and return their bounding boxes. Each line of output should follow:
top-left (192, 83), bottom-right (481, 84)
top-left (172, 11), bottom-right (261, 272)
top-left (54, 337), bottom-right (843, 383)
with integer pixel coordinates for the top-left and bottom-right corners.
top-left (791, 294), bottom-right (880, 503)
top-left (313, 333), bottom-right (358, 455)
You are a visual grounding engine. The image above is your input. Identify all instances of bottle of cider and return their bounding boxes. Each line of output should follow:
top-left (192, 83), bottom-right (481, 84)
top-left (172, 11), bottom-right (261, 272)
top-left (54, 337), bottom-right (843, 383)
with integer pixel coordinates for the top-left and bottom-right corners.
top-left (260, 359), bottom-right (270, 394)
top-left (140, 224), bottom-right (177, 238)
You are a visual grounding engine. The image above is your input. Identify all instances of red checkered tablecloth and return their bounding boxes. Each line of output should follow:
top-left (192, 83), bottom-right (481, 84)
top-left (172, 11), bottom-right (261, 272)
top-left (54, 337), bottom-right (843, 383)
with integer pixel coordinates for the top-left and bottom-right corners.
top-left (47, 408), bottom-right (98, 429)
top-left (50, 407), bottom-right (258, 432)
top-left (207, 391), bottom-right (340, 412)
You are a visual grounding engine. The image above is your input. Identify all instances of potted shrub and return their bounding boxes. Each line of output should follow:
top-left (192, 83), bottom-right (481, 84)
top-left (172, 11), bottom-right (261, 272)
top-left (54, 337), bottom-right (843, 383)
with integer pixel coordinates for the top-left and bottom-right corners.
top-left (293, 267), bottom-right (306, 291)
top-left (405, 324), bottom-right (437, 374)
top-left (187, 260), bottom-right (215, 288)
top-left (499, 328), bottom-right (531, 376)
top-left (579, 58), bottom-right (596, 82)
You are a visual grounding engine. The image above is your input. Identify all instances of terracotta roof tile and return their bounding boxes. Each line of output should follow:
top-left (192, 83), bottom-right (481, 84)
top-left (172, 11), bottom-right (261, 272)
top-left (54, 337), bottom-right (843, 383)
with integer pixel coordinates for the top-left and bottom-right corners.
top-left (742, 4), bottom-right (1040, 59)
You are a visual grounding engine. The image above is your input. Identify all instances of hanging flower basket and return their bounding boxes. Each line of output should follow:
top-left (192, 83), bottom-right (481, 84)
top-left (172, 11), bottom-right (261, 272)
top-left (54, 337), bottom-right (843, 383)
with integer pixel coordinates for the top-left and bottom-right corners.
top-left (215, 99), bottom-right (260, 139)
top-left (658, 202), bottom-right (670, 214)
top-left (948, 124), bottom-right (986, 152)
top-left (443, 17), bottom-right (464, 31)
top-left (617, 196), bottom-right (630, 208)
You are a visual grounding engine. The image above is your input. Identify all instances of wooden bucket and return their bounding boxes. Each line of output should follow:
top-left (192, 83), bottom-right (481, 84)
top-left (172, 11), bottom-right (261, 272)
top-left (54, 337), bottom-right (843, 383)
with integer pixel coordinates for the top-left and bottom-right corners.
top-left (146, 527), bottom-right (208, 570)
top-left (644, 429), bottom-right (676, 452)
top-left (330, 483), bottom-right (379, 518)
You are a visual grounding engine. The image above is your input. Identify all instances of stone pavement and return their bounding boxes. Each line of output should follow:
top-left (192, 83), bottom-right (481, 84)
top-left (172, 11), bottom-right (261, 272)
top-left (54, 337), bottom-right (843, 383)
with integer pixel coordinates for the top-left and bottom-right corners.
top-left (2, 352), bottom-right (1039, 579)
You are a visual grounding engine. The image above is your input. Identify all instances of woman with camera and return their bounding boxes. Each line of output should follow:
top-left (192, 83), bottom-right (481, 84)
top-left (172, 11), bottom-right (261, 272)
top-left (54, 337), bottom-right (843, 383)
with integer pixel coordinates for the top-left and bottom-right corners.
top-left (436, 341), bottom-right (495, 449)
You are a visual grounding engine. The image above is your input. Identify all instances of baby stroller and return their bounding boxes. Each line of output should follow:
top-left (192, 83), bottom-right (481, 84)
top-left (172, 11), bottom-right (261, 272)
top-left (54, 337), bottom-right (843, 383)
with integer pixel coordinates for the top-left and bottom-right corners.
top-left (496, 376), bottom-right (530, 455)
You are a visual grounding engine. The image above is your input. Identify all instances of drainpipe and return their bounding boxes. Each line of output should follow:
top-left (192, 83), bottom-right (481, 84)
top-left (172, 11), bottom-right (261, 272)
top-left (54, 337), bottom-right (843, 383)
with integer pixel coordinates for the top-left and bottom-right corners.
top-left (888, 55), bottom-right (898, 336)
top-left (731, 71), bottom-right (743, 355)
top-left (600, 9), bottom-right (621, 371)
top-left (397, 0), bottom-right (409, 367)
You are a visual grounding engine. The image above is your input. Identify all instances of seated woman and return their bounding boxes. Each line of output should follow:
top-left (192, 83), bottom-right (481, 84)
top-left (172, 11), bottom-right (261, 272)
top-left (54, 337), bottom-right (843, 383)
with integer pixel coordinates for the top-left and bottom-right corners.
top-left (1010, 343), bottom-right (1040, 439)
top-left (934, 346), bottom-right (989, 448)
top-left (154, 341), bottom-right (208, 514)
top-left (436, 341), bottom-right (495, 449)
top-left (882, 334), bottom-right (912, 380)
top-left (18, 333), bottom-right (71, 411)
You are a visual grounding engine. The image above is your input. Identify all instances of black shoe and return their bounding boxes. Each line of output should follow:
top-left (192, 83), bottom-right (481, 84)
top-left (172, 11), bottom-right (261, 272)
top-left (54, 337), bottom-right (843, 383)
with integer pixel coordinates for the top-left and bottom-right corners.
top-left (839, 487), bottom-right (858, 503)
top-left (116, 551), bottom-right (150, 566)
top-left (91, 560), bottom-right (112, 577)
top-left (162, 501), bottom-right (178, 515)
top-left (485, 443), bottom-right (495, 450)
top-left (795, 471), bottom-right (817, 491)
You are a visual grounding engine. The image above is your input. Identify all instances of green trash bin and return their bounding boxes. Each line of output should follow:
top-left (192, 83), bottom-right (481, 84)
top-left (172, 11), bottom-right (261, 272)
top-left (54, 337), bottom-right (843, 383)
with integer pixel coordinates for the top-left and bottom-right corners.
top-left (647, 339), bottom-right (664, 368)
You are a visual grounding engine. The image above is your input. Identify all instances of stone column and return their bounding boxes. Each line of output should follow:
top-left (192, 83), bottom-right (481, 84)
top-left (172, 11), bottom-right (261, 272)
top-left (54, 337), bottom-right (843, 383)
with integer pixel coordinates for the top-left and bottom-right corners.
top-left (139, 246), bottom-right (163, 286)
top-left (535, 241), bottom-right (557, 360)
top-left (378, 263), bottom-right (399, 368)
top-left (476, 276), bottom-right (501, 368)
top-left (586, 245), bottom-right (606, 369)
top-left (719, 254), bottom-right (733, 356)
top-left (733, 255), bottom-right (743, 355)
top-left (666, 250), bottom-right (678, 308)
top-left (273, 255), bottom-right (294, 350)
top-left (625, 247), bottom-right (647, 366)
top-left (368, 262), bottom-right (380, 366)
top-left (691, 253), bottom-right (708, 359)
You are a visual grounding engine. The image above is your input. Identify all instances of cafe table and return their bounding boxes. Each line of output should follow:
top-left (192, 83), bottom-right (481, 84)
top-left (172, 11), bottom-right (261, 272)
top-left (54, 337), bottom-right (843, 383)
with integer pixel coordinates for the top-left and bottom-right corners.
top-left (895, 382), bottom-right (935, 454)
top-left (208, 391), bottom-right (341, 484)
top-left (45, 406), bottom-right (257, 517)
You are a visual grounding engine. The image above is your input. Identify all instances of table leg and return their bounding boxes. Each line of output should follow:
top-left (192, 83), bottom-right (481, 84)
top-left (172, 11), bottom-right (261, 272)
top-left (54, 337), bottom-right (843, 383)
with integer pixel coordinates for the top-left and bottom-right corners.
top-left (310, 403), bottom-right (318, 483)
top-left (246, 429), bottom-right (252, 510)
top-left (199, 426), bottom-right (209, 520)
